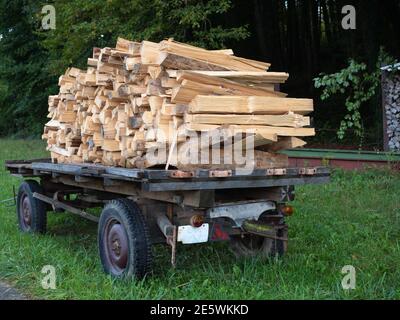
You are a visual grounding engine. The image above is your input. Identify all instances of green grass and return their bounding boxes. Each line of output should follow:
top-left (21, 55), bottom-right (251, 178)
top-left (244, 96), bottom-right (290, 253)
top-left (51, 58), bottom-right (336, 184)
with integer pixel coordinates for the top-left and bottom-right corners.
top-left (0, 138), bottom-right (399, 299)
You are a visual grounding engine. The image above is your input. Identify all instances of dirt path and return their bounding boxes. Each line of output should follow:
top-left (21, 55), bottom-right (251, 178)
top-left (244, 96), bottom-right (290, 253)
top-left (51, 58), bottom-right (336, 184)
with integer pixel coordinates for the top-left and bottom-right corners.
top-left (0, 281), bottom-right (27, 300)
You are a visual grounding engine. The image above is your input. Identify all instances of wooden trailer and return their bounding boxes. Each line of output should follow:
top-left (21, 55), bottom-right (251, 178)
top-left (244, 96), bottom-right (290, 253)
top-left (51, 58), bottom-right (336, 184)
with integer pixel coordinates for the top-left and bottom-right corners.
top-left (6, 159), bottom-right (330, 279)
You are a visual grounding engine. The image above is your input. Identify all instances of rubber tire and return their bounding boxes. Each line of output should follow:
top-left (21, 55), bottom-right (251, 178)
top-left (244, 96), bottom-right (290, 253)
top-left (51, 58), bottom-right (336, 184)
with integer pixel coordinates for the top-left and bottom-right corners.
top-left (230, 227), bottom-right (287, 259)
top-left (16, 180), bottom-right (47, 234)
top-left (98, 199), bottom-right (152, 279)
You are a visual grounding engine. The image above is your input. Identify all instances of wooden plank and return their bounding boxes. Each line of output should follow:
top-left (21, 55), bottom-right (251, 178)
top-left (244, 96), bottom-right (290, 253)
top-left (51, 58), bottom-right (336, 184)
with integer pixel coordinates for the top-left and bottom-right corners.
top-left (210, 49), bottom-right (234, 55)
top-left (183, 123), bottom-right (315, 137)
top-left (189, 96), bottom-right (314, 115)
top-left (172, 80), bottom-right (283, 104)
top-left (184, 113), bottom-right (310, 128)
top-left (159, 39), bottom-right (270, 71)
top-left (158, 52), bottom-right (229, 71)
top-left (176, 71), bottom-right (285, 98)
top-left (176, 71), bottom-right (289, 83)
top-left (235, 125), bottom-right (315, 137)
top-left (25, 160), bottom-right (329, 180)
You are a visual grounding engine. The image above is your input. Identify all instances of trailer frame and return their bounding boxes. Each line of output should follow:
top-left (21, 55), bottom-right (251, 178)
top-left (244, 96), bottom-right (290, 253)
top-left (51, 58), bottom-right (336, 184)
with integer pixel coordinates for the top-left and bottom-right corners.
top-left (5, 159), bottom-right (330, 278)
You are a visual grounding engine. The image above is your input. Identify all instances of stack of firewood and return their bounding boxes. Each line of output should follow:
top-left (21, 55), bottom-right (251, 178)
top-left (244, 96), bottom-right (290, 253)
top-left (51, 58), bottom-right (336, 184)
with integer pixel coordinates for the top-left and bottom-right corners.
top-left (42, 38), bottom-right (315, 169)
top-left (383, 71), bottom-right (400, 151)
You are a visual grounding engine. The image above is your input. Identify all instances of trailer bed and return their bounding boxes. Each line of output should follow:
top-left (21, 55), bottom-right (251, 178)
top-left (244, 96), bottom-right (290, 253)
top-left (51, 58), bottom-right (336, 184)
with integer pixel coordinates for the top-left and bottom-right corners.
top-left (5, 159), bottom-right (331, 274)
top-left (6, 159), bottom-right (330, 192)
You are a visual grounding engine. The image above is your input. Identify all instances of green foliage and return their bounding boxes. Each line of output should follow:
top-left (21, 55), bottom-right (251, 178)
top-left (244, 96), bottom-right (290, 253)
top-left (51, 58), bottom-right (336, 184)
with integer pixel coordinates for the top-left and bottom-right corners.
top-left (314, 49), bottom-right (396, 141)
top-left (41, 0), bottom-right (249, 75)
top-left (154, 0), bottom-right (249, 48)
top-left (0, 0), bottom-right (57, 137)
top-left (0, 81), bottom-right (7, 103)
top-left (0, 0), bottom-right (247, 137)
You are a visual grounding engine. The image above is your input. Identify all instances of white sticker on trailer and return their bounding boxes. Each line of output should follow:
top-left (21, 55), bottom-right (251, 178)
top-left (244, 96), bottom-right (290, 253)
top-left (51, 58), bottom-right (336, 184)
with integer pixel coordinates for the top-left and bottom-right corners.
top-left (177, 224), bottom-right (209, 244)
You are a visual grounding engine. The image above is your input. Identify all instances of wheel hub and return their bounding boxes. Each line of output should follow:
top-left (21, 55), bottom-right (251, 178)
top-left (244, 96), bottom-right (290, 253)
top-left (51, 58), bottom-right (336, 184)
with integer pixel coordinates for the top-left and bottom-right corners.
top-left (20, 195), bottom-right (32, 229)
top-left (112, 240), bottom-right (121, 255)
top-left (105, 221), bottom-right (128, 272)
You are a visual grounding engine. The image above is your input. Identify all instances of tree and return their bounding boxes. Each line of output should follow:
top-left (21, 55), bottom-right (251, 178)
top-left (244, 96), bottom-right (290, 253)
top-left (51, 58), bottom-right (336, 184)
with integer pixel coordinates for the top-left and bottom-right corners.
top-left (0, 0), bottom-right (248, 136)
top-left (1, 0), bottom-right (400, 146)
top-left (0, 0), bottom-right (57, 136)
top-left (41, 0), bottom-right (249, 75)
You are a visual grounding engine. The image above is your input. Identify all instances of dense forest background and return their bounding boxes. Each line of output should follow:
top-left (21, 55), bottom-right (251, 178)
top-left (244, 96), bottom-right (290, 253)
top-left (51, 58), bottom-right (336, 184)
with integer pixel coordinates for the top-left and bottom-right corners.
top-left (1, 0), bottom-right (399, 149)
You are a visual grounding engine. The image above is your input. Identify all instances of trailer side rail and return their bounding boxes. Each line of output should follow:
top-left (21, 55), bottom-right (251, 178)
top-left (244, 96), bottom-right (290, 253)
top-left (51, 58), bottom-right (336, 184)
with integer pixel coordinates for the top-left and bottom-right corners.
top-left (5, 160), bottom-right (330, 192)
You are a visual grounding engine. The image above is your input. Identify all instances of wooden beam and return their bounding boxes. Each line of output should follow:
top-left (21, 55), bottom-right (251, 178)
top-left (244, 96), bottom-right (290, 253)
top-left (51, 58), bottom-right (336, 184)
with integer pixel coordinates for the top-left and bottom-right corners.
top-left (184, 113), bottom-right (310, 128)
top-left (159, 39), bottom-right (270, 71)
top-left (158, 52), bottom-right (229, 71)
top-left (189, 95), bottom-right (314, 115)
top-left (176, 71), bottom-right (289, 83)
top-left (172, 81), bottom-right (283, 104)
top-left (176, 71), bottom-right (285, 97)
top-left (183, 124), bottom-right (316, 137)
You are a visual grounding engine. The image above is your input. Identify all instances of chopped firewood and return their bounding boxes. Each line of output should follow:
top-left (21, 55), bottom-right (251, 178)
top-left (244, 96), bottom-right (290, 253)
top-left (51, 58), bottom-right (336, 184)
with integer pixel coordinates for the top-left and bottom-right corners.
top-left (43, 38), bottom-right (315, 168)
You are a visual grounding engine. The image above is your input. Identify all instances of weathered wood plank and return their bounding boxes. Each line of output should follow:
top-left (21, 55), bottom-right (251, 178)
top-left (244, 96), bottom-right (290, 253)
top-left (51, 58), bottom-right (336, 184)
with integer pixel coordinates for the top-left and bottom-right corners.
top-left (184, 113), bottom-right (310, 128)
top-left (189, 95), bottom-right (314, 115)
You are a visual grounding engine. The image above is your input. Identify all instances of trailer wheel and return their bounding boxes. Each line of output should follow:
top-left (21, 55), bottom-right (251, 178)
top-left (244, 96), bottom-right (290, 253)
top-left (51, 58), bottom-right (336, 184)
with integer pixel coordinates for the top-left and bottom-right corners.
top-left (16, 180), bottom-right (47, 234)
top-left (98, 199), bottom-right (152, 279)
top-left (230, 214), bottom-right (287, 259)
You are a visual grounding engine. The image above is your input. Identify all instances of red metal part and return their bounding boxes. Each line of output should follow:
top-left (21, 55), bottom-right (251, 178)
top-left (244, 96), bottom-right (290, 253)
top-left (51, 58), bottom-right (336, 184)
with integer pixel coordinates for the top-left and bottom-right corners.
top-left (170, 171), bottom-right (195, 178)
top-left (209, 170), bottom-right (232, 178)
top-left (210, 223), bottom-right (230, 241)
top-left (266, 168), bottom-right (287, 176)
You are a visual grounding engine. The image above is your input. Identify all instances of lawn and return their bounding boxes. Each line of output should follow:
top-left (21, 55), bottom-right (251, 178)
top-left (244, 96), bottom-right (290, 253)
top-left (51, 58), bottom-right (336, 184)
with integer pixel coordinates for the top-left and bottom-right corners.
top-left (0, 139), bottom-right (399, 299)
